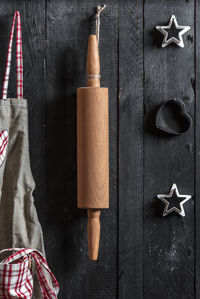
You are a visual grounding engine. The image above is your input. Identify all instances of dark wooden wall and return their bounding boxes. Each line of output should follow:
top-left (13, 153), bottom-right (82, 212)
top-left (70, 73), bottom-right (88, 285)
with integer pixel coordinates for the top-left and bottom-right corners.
top-left (0, 0), bottom-right (199, 298)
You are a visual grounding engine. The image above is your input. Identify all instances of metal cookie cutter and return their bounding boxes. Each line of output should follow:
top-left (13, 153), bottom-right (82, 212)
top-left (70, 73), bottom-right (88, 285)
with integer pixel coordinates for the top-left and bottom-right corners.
top-left (157, 184), bottom-right (192, 217)
top-left (156, 98), bottom-right (192, 135)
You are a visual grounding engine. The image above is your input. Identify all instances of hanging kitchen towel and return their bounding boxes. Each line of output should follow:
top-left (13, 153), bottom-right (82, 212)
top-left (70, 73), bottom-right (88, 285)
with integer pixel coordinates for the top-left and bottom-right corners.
top-left (0, 248), bottom-right (59, 298)
top-left (0, 10), bottom-right (48, 299)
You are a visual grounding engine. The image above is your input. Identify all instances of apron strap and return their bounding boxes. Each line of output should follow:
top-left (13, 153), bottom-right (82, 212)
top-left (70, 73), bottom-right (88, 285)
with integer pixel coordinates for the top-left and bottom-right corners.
top-left (2, 10), bottom-right (23, 100)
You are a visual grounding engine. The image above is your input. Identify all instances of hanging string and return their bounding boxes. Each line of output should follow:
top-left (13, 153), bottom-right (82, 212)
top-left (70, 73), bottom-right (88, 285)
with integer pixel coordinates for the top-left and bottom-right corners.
top-left (95, 4), bottom-right (106, 43)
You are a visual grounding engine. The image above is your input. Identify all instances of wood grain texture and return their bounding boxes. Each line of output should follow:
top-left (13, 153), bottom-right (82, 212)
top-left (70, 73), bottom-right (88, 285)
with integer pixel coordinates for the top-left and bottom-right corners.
top-left (144, 1), bottom-right (195, 298)
top-left (195, 0), bottom-right (200, 298)
top-left (118, 1), bottom-right (144, 298)
top-left (77, 87), bottom-right (109, 209)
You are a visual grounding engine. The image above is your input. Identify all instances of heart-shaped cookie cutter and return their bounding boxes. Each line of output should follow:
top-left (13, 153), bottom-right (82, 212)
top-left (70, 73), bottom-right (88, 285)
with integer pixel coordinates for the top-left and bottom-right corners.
top-left (156, 98), bottom-right (192, 135)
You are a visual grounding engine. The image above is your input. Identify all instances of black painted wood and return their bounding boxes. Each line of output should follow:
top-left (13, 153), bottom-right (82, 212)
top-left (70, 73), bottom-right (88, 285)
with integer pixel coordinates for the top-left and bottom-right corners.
top-left (118, 1), bottom-right (144, 298)
top-left (0, 1), bottom-right (198, 298)
top-left (144, 1), bottom-right (195, 299)
top-left (196, 1), bottom-right (200, 298)
top-left (46, 1), bottom-right (118, 298)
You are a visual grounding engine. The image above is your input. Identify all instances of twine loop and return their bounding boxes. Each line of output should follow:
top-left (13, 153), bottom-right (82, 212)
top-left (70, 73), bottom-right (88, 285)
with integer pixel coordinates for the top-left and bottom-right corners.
top-left (95, 4), bottom-right (106, 43)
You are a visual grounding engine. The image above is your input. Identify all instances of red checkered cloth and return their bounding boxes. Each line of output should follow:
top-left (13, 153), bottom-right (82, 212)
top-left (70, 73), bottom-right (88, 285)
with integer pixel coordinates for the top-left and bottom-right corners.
top-left (0, 130), bottom-right (9, 166)
top-left (2, 10), bottom-right (23, 100)
top-left (0, 248), bottom-right (59, 298)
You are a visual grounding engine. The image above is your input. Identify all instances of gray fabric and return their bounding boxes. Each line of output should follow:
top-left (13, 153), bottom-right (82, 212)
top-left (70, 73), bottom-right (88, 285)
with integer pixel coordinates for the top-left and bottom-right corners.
top-left (0, 98), bottom-right (45, 298)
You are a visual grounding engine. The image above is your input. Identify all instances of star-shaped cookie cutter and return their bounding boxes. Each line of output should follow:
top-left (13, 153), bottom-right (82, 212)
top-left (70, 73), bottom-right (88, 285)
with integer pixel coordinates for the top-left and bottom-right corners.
top-left (157, 183), bottom-right (191, 217)
top-left (156, 15), bottom-right (190, 48)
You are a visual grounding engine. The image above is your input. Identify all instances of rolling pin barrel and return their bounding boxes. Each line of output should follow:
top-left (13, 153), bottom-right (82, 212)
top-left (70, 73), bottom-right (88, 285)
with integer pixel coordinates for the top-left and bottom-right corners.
top-left (77, 87), bottom-right (109, 209)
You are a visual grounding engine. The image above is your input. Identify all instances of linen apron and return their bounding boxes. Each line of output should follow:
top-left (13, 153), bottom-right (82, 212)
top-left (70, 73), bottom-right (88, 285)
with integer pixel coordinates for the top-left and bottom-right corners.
top-left (0, 11), bottom-right (46, 298)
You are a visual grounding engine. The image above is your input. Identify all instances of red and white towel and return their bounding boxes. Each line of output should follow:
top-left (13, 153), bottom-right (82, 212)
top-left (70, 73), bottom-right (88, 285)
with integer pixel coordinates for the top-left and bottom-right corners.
top-left (0, 248), bottom-right (59, 298)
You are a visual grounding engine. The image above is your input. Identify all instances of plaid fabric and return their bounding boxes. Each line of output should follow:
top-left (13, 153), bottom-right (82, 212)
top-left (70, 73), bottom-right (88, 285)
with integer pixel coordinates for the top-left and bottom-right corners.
top-left (0, 130), bottom-right (9, 166)
top-left (0, 248), bottom-right (59, 298)
top-left (2, 10), bottom-right (23, 100)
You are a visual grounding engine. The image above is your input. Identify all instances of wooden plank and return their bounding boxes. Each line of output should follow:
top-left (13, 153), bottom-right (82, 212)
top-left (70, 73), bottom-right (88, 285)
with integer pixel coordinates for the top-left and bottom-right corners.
top-left (118, 1), bottom-right (144, 298)
top-left (195, 0), bottom-right (200, 298)
top-left (46, 1), bottom-right (118, 298)
top-left (0, 1), bottom-right (46, 223)
top-left (144, 1), bottom-right (195, 298)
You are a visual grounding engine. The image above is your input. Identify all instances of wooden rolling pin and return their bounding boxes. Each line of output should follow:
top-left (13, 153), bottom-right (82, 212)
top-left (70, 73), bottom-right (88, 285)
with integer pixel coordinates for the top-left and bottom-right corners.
top-left (77, 34), bottom-right (109, 260)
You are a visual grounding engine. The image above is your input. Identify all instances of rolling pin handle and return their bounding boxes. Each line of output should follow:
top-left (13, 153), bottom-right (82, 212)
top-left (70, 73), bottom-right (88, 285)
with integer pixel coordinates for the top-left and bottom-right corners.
top-left (87, 208), bottom-right (101, 260)
top-left (86, 35), bottom-right (100, 87)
